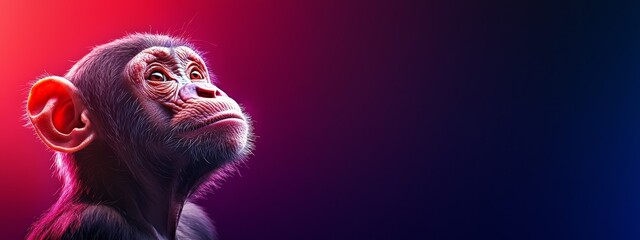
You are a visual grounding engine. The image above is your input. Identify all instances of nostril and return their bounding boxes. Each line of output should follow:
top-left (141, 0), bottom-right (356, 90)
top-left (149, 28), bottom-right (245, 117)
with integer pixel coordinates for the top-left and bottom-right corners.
top-left (196, 87), bottom-right (217, 98)
top-left (180, 84), bottom-right (223, 100)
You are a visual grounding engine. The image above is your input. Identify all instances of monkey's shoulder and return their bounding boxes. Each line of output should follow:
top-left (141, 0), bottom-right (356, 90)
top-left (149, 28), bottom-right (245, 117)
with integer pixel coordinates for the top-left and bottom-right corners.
top-left (28, 204), bottom-right (149, 240)
top-left (176, 202), bottom-right (217, 240)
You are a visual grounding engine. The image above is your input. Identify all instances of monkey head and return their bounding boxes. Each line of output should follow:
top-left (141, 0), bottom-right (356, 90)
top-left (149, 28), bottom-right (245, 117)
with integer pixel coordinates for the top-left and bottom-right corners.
top-left (26, 34), bottom-right (252, 190)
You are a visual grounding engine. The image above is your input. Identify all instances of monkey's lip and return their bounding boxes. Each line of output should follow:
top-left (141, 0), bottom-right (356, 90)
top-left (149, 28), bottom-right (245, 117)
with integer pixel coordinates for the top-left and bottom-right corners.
top-left (198, 111), bottom-right (245, 128)
top-left (175, 111), bottom-right (245, 134)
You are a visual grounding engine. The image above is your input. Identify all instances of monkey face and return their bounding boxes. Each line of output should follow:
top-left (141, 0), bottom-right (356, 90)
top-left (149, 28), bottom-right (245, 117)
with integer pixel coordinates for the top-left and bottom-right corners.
top-left (126, 46), bottom-right (250, 156)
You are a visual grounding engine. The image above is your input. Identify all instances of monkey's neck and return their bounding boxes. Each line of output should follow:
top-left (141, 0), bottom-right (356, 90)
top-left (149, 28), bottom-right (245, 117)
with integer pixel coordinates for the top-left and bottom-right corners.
top-left (69, 144), bottom-right (194, 239)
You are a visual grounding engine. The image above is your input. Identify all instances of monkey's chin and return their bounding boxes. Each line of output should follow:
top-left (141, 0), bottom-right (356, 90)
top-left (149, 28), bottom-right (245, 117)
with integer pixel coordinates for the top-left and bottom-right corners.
top-left (179, 118), bottom-right (249, 156)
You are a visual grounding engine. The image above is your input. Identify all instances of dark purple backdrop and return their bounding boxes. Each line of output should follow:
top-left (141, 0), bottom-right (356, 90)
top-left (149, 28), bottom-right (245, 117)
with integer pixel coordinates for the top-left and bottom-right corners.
top-left (3, 0), bottom-right (640, 239)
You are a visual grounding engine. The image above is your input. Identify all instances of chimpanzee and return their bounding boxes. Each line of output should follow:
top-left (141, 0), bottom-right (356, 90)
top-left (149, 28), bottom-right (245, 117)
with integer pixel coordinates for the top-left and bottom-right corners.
top-left (25, 33), bottom-right (253, 240)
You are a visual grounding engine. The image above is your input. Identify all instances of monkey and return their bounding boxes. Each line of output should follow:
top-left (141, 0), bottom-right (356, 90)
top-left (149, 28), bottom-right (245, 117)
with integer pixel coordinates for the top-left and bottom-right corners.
top-left (25, 34), bottom-right (253, 240)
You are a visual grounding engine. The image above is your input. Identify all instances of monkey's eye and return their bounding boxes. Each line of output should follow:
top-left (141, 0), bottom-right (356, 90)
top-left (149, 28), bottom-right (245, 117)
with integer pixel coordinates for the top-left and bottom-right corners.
top-left (149, 71), bottom-right (167, 82)
top-left (190, 70), bottom-right (204, 80)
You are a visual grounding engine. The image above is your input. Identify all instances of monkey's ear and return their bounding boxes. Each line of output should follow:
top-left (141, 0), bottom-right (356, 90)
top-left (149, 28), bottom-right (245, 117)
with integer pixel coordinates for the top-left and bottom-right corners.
top-left (27, 76), bottom-right (95, 153)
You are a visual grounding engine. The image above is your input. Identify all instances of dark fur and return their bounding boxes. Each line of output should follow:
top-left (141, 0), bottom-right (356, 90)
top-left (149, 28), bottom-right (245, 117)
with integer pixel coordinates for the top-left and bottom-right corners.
top-left (27, 34), bottom-right (251, 239)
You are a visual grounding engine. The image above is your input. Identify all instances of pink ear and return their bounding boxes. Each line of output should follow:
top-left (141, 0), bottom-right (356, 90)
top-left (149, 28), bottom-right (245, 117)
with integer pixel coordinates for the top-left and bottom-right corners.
top-left (27, 76), bottom-right (95, 153)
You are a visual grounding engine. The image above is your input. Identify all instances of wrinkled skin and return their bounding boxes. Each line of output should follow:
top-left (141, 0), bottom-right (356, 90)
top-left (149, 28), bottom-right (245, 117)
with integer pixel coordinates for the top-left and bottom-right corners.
top-left (127, 46), bottom-right (249, 155)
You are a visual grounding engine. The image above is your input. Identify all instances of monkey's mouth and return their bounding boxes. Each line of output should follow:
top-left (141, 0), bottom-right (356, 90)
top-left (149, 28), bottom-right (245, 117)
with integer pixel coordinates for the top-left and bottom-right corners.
top-left (195, 111), bottom-right (245, 129)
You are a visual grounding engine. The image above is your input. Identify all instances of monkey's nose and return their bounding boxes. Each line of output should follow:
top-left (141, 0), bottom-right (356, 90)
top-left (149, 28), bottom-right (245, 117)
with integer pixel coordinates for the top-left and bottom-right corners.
top-left (179, 83), bottom-right (224, 101)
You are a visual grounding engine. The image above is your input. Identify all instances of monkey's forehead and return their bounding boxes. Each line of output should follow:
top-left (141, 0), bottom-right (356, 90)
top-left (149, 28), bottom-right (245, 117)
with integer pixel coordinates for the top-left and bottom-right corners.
top-left (129, 46), bottom-right (206, 66)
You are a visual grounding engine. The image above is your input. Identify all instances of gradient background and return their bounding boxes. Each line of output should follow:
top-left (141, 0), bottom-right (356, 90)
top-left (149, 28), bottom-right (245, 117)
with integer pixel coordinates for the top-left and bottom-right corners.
top-left (2, 0), bottom-right (640, 239)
